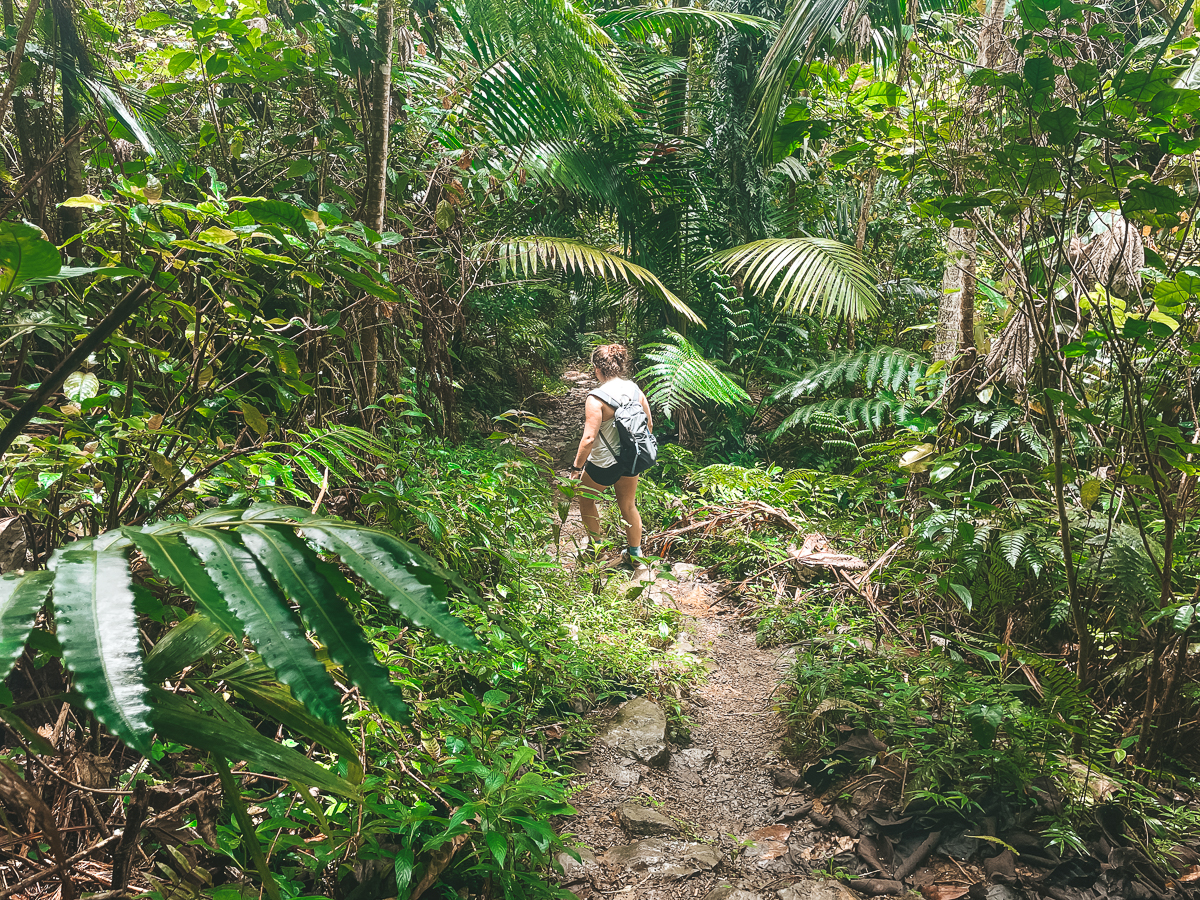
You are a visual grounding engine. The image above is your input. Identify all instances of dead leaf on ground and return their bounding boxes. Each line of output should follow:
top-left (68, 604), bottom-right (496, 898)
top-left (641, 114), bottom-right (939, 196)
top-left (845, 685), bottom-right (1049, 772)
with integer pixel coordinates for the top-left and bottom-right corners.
top-left (919, 886), bottom-right (969, 900)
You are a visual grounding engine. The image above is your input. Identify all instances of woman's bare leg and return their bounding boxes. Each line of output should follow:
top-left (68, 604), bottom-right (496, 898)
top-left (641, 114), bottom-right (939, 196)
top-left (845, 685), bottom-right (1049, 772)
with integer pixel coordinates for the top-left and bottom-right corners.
top-left (614, 475), bottom-right (642, 549)
top-left (577, 470), bottom-right (606, 542)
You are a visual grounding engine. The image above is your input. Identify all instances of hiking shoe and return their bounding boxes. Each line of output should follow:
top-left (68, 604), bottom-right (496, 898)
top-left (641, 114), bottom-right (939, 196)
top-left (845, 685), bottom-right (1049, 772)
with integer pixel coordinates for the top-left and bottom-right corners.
top-left (621, 549), bottom-right (647, 571)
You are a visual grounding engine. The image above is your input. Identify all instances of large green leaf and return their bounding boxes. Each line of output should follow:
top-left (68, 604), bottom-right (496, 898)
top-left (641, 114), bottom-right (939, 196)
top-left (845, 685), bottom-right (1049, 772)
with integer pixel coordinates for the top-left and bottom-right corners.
top-left (0, 222), bottom-right (62, 293)
top-left (49, 541), bottom-right (153, 754)
top-left (124, 527), bottom-right (243, 636)
top-left (150, 687), bottom-right (359, 797)
top-left (233, 198), bottom-right (311, 235)
top-left (246, 504), bottom-right (481, 650)
top-left (213, 653), bottom-right (364, 784)
top-left (0, 571), bottom-right (53, 682)
top-left (238, 524), bottom-right (411, 722)
top-left (705, 238), bottom-right (881, 320)
top-left (143, 613), bottom-right (228, 682)
top-left (180, 528), bottom-right (344, 727)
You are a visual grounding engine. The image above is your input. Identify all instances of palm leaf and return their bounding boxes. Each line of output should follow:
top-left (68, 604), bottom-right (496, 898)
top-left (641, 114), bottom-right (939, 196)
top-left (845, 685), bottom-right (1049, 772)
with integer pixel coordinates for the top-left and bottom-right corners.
top-left (597, 7), bottom-right (779, 41)
top-left (238, 524), bottom-right (411, 722)
top-left (494, 237), bottom-right (703, 325)
top-left (705, 238), bottom-right (880, 320)
top-left (180, 528), bottom-right (345, 728)
top-left (244, 503), bottom-right (482, 649)
top-left (150, 687), bottom-right (359, 797)
top-left (638, 330), bottom-right (751, 418)
top-left (751, 0), bottom-right (850, 153)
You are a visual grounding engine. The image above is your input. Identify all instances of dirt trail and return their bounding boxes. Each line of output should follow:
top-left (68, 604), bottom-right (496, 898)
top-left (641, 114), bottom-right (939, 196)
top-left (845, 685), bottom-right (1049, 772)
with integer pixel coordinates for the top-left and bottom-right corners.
top-left (531, 368), bottom-right (840, 900)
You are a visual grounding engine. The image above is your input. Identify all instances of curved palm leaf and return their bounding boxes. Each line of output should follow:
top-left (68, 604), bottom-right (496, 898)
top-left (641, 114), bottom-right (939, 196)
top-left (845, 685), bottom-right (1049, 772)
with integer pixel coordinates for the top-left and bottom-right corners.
top-left (705, 237), bottom-right (881, 320)
top-left (750, 0), bottom-right (849, 153)
top-left (637, 331), bottom-right (750, 418)
top-left (597, 7), bottom-right (779, 41)
top-left (494, 237), bottom-right (703, 325)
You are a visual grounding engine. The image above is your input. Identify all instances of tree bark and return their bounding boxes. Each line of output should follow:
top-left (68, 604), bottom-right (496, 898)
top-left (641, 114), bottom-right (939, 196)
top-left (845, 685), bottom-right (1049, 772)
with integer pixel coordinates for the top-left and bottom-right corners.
top-left (51, 0), bottom-right (85, 254)
top-left (357, 0), bottom-right (394, 415)
top-left (935, 225), bottom-right (976, 361)
top-left (933, 0), bottom-right (1007, 362)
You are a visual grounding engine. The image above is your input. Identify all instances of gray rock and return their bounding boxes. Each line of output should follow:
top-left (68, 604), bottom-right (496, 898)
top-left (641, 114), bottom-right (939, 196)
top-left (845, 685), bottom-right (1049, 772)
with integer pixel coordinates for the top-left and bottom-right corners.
top-left (603, 838), bottom-right (723, 877)
top-left (616, 801), bottom-right (678, 836)
top-left (555, 847), bottom-right (598, 882)
top-left (600, 757), bottom-right (642, 787)
top-left (596, 697), bottom-right (670, 765)
top-left (703, 889), bottom-right (765, 900)
top-left (777, 881), bottom-right (861, 900)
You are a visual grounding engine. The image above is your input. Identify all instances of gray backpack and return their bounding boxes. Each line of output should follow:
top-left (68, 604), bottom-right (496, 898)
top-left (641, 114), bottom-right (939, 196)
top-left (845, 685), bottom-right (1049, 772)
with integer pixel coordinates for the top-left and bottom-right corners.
top-left (590, 386), bottom-right (658, 476)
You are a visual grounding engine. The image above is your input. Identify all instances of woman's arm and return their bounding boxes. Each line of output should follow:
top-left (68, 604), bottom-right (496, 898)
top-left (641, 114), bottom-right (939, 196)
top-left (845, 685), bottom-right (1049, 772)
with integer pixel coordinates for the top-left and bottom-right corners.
top-left (572, 396), bottom-right (605, 471)
top-left (639, 391), bottom-right (653, 432)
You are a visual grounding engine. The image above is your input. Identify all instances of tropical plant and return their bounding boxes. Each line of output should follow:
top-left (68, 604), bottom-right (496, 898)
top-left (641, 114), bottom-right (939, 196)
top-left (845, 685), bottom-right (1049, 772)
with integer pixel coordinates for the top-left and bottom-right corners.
top-left (493, 236), bottom-right (703, 324)
top-left (1, 503), bottom-right (479, 759)
top-left (769, 345), bottom-right (928, 435)
top-left (637, 330), bottom-right (751, 418)
top-left (706, 238), bottom-right (882, 319)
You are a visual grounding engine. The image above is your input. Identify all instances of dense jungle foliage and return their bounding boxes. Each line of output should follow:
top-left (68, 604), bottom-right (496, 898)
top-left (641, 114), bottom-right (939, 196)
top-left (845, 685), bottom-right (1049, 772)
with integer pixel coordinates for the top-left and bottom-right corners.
top-left (4, 0), bottom-right (1200, 893)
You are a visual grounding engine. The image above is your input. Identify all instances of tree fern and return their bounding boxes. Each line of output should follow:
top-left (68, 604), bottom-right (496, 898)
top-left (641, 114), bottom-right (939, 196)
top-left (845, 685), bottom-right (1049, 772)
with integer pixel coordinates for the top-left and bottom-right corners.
top-left (771, 396), bottom-right (911, 438)
top-left (637, 330), bottom-right (750, 418)
top-left (773, 346), bottom-right (926, 400)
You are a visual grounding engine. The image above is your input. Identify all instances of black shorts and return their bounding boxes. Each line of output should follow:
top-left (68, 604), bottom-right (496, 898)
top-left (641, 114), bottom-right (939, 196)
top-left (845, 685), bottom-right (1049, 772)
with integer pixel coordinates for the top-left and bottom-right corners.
top-left (585, 460), bottom-right (626, 486)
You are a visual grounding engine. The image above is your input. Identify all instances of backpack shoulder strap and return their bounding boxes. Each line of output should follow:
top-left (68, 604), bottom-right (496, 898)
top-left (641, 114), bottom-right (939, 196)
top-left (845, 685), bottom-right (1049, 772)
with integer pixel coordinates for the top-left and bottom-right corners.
top-left (588, 387), bottom-right (620, 410)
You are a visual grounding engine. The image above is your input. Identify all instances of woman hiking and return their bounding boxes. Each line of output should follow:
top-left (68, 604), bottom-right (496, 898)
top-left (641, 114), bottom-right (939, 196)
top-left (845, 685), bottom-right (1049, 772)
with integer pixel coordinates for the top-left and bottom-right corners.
top-left (569, 344), bottom-right (652, 568)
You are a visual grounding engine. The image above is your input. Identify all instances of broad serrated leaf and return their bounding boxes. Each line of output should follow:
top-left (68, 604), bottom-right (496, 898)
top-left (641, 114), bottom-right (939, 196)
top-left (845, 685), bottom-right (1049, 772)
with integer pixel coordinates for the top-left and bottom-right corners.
top-left (150, 687), bottom-right (358, 796)
top-left (214, 653), bottom-right (363, 783)
top-left (123, 527), bottom-right (242, 636)
top-left (245, 504), bottom-right (480, 650)
top-left (180, 528), bottom-right (343, 726)
top-left (50, 543), bottom-right (153, 754)
top-left (238, 524), bottom-right (411, 722)
top-left (0, 571), bottom-right (53, 682)
top-left (143, 613), bottom-right (228, 682)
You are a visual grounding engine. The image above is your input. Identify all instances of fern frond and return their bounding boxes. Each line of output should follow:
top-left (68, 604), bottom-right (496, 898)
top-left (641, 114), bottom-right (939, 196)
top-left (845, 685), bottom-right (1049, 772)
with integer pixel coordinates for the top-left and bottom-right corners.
top-left (771, 346), bottom-right (926, 401)
top-left (637, 331), bottom-right (750, 418)
top-left (597, 6), bottom-right (777, 40)
top-left (770, 397), bottom-right (909, 439)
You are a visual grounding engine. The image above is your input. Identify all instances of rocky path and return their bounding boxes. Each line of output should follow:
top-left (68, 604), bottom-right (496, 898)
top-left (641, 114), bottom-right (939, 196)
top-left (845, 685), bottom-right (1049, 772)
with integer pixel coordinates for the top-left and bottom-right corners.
top-left (531, 367), bottom-right (855, 900)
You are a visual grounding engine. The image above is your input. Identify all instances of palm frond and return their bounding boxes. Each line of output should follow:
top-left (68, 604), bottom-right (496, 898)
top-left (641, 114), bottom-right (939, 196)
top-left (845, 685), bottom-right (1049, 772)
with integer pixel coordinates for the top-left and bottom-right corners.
top-left (451, 0), bottom-right (630, 123)
top-left (494, 237), bottom-right (703, 325)
top-left (705, 238), bottom-right (881, 320)
top-left (750, 0), bottom-right (849, 153)
top-left (598, 7), bottom-right (778, 41)
top-left (637, 330), bottom-right (750, 418)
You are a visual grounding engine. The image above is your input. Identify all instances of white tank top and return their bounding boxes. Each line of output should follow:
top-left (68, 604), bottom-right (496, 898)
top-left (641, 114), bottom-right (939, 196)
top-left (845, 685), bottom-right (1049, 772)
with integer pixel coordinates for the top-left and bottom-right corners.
top-left (588, 378), bottom-right (643, 468)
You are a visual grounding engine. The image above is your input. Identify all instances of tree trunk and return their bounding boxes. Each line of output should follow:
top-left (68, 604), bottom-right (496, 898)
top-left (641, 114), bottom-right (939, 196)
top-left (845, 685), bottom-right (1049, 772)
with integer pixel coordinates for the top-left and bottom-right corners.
top-left (357, 0), bottom-right (394, 416)
top-left (51, 0), bottom-right (85, 254)
top-left (935, 225), bottom-right (976, 361)
top-left (933, 0), bottom-right (1006, 362)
